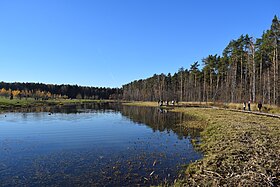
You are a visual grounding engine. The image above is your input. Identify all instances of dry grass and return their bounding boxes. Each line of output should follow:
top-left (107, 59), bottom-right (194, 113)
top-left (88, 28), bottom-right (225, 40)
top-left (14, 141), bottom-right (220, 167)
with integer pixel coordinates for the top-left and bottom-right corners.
top-left (174, 108), bottom-right (280, 186)
top-left (178, 101), bottom-right (280, 114)
top-left (122, 101), bottom-right (158, 107)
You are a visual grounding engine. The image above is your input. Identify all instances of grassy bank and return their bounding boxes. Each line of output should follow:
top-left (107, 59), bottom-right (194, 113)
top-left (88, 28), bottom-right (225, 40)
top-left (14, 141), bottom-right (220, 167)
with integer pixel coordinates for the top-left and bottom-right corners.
top-left (123, 101), bottom-right (280, 115)
top-left (173, 108), bottom-right (280, 186)
top-left (179, 101), bottom-right (280, 114)
top-left (0, 97), bottom-right (115, 112)
top-left (122, 101), bottom-right (159, 107)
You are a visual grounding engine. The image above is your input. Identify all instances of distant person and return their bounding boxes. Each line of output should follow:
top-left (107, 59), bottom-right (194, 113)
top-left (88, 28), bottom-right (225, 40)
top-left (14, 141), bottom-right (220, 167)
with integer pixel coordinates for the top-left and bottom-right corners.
top-left (171, 100), bottom-right (174, 105)
top-left (243, 102), bottom-right (246, 110)
top-left (258, 101), bottom-right (262, 112)
top-left (160, 100), bottom-right (163, 107)
top-left (248, 100), bottom-right (251, 111)
top-left (158, 108), bottom-right (167, 113)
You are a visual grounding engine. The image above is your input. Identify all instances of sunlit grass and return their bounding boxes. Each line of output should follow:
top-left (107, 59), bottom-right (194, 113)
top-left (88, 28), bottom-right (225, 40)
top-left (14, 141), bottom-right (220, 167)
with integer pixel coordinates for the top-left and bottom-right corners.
top-left (0, 96), bottom-right (36, 107)
top-left (0, 96), bottom-right (117, 111)
top-left (122, 101), bottom-right (158, 107)
top-left (123, 101), bottom-right (280, 115)
top-left (174, 108), bottom-right (280, 186)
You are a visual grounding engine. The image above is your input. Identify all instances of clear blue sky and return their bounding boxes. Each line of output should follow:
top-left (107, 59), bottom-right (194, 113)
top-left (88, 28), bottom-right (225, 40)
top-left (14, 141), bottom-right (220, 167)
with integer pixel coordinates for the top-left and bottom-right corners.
top-left (0, 0), bottom-right (279, 88)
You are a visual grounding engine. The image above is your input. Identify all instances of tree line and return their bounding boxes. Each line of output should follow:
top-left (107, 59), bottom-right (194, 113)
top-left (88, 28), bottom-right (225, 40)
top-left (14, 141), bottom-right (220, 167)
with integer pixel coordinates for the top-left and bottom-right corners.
top-left (122, 16), bottom-right (280, 106)
top-left (1, 16), bottom-right (279, 105)
top-left (0, 82), bottom-right (121, 100)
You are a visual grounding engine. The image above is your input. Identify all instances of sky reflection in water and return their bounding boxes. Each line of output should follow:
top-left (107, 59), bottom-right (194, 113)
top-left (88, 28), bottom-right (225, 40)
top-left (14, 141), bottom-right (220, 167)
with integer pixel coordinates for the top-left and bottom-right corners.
top-left (0, 103), bottom-right (202, 186)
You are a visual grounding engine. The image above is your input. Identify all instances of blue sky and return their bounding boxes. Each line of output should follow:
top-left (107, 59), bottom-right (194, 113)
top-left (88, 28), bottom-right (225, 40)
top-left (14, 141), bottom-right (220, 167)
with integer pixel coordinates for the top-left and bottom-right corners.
top-left (0, 0), bottom-right (279, 88)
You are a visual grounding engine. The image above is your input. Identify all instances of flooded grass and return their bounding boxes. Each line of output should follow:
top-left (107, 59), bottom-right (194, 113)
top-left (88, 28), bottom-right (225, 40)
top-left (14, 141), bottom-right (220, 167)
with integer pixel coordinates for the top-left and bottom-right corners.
top-left (0, 145), bottom-right (190, 186)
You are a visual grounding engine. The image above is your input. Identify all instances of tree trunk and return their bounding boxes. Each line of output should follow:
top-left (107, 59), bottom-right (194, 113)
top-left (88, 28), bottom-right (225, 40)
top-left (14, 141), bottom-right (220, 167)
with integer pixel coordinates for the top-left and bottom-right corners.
top-left (260, 58), bottom-right (262, 101)
top-left (210, 71), bottom-right (213, 101)
top-left (275, 46), bottom-right (278, 105)
top-left (268, 67), bottom-right (271, 104)
top-left (180, 72), bottom-right (183, 102)
top-left (252, 43), bottom-right (256, 102)
top-left (231, 61), bottom-right (237, 103)
top-left (203, 70), bottom-right (207, 102)
top-left (240, 55), bottom-right (243, 101)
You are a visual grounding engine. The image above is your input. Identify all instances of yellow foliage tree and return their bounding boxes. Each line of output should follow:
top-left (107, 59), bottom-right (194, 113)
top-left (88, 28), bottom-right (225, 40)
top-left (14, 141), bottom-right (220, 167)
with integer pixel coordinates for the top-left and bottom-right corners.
top-left (12, 90), bottom-right (21, 97)
top-left (0, 88), bottom-right (8, 97)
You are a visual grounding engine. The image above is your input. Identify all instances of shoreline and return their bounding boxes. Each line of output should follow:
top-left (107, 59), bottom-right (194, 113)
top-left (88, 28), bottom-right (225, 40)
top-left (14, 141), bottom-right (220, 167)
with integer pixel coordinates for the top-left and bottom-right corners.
top-left (122, 101), bottom-right (280, 186)
top-left (0, 97), bottom-right (119, 113)
top-left (1, 99), bottom-right (280, 186)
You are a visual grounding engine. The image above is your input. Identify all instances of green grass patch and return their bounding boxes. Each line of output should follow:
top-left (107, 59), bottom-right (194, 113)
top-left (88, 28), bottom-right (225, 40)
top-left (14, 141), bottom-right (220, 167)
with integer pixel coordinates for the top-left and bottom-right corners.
top-left (0, 97), bottom-right (117, 112)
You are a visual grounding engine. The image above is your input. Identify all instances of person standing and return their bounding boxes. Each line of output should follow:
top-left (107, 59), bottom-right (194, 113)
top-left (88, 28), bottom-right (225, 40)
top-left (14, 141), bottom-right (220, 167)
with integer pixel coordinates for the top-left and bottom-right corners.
top-left (243, 102), bottom-right (246, 110)
top-left (248, 100), bottom-right (251, 111)
top-left (258, 101), bottom-right (262, 112)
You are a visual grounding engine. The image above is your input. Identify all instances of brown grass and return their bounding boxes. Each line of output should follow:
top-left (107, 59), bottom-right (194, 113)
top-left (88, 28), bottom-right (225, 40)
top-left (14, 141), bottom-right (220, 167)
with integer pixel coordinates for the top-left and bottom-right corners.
top-left (122, 101), bottom-right (159, 107)
top-left (174, 108), bottom-right (280, 186)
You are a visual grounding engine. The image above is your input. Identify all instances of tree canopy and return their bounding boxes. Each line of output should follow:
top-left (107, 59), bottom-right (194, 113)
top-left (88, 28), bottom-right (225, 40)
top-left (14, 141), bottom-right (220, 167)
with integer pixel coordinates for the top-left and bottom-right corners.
top-left (0, 82), bottom-right (121, 100)
top-left (123, 16), bottom-right (280, 105)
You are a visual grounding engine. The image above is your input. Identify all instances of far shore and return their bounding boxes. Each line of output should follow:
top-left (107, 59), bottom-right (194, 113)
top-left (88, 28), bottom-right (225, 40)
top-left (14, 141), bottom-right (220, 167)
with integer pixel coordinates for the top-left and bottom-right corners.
top-left (1, 96), bottom-right (280, 114)
top-left (0, 97), bottom-right (119, 112)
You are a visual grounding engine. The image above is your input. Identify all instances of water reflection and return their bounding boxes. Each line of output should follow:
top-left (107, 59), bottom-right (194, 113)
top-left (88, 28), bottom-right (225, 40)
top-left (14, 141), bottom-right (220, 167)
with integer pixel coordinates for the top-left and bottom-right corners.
top-left (7, 103), bottom-right (202, 139)
top-left (0, 103), bottom-right (202, 186)
top-left (120, 105), bottom-right (202, 140)
top-left (7, 102), bottom-right (118, 114)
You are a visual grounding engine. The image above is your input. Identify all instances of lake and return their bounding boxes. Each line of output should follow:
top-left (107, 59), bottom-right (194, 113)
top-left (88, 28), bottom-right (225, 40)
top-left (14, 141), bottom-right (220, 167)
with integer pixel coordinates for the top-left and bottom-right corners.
top-left (0, 103), bottom-right (202, 186)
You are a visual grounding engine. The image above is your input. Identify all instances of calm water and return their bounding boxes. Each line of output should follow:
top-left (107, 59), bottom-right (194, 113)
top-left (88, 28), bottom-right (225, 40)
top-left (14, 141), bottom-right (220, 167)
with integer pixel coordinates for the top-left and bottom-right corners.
top-left (0, 103), bottom-right (202, 186)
